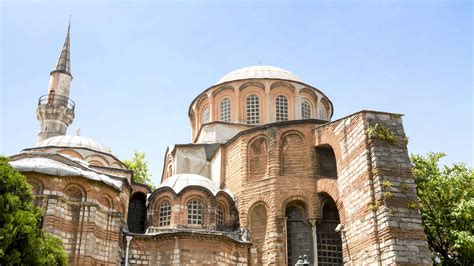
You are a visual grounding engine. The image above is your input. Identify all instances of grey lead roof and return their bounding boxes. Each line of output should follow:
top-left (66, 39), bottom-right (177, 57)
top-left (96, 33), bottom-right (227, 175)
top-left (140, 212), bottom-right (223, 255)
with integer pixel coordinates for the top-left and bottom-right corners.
top-left (53, 21), bottom-right (71, 76)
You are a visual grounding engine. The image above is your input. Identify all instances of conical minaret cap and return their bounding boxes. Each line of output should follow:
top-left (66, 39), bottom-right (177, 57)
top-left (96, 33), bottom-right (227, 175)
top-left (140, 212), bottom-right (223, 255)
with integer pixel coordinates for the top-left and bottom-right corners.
top-left (51, 19), bottom-right (72, 77)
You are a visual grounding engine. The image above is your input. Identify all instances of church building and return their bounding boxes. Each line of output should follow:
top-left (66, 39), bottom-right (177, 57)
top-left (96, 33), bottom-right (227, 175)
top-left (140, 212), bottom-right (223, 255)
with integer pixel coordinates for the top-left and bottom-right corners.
top-left (9, 24), bottom-right (432, 265)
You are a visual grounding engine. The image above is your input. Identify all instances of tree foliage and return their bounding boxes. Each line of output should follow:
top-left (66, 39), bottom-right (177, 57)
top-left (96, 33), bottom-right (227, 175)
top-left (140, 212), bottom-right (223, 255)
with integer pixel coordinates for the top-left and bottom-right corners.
top-left (411, 153), bottom-right (474, 264)
top-left (0, 156), bottom-right (67, 265)
top-left (123, 151), bottom-right (155, 189)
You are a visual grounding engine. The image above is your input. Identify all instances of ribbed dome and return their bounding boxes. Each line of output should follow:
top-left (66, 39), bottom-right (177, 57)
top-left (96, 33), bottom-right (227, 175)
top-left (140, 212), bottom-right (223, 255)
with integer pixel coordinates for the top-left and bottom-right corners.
top-left (37, 135), bottom-right (108, 153)
top-left (215, 65), bottom-right (302, 85)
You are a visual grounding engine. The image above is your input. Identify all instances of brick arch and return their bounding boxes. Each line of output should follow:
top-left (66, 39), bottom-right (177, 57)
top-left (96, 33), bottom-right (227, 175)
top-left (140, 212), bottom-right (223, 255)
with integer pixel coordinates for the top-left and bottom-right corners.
top-left (211, 85), bottom-right (234, 97)
top-left (84, 154), bottom-right (110, 167)
top-left (58, 149), bottom-right (83, 160)
top-left (280, 131), bottom-right (307, 176)
top-left (270, 81), bottom-right (295, 92)
top-left (244, 196), bottom-right (274, 224)
top-left (247, 135), bottom-right (268, 181)
top-left (314, 136), bottom-right (343, 176)
top-left (27, 177), bottom-right (44, 195)
top-left (64, 183), bottom-right (86, 202)
top-left (239, 81), bottom-right (265, 91)
top-left (316, 178), bottom-right (340, 204)
top-left (195, 93), bottom-right (209, 111)
top-left (98, 194), bottom-right (113, 209)
top-left (280, 194), bottom-right (313, 218)
top-left (299, 88), bottom-right (319, 103)
top-left (316, 184), bottom-right (347, 222)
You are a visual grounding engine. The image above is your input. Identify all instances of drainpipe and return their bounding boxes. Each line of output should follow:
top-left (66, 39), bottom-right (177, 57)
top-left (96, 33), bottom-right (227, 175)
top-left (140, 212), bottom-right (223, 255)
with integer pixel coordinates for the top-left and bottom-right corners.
top-left (125, 235), bottom-right (133, 266)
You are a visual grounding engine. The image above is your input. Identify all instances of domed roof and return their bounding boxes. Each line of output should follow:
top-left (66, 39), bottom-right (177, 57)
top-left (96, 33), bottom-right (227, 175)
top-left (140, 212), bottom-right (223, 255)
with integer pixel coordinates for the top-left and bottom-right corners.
top-left (215, 65), bottom-right (303, 85)
top-left (37, 135), bottom-right (109, 153)
top-left (158, 174), bottom-right (234, 198)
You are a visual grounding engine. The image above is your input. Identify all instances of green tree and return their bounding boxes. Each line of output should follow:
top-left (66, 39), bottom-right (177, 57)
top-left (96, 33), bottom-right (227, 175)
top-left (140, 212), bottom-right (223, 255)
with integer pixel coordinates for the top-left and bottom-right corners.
top-left (124, 151), bottom-right (155, 189)
top-left (410, 153), bottom-right (474, 264)
top-left (0, 156), bottom-right (67, 265)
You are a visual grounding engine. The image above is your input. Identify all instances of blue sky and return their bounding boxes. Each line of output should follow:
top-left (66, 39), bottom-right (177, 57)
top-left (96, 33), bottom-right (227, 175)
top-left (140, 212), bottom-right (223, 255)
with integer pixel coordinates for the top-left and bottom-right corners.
top-left (1, 1), bottom-right (472, 185)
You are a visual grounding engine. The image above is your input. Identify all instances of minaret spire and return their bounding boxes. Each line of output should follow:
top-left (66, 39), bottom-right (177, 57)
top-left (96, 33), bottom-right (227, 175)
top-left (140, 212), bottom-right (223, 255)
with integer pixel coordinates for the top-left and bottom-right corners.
top-left (52, 17), bottom-right (72, 77)
top-left (36, 19), bottom-right (75, 143)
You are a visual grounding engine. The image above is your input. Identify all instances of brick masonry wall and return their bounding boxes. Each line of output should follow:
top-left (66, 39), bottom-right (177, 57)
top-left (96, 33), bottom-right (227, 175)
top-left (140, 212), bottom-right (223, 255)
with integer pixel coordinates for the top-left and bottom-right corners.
top-left (24, 173), bottom-right (128, 265)
top-left (220, 112), bottom-right (430, 265)
top-left (127, 234), bottom-right (249, 265)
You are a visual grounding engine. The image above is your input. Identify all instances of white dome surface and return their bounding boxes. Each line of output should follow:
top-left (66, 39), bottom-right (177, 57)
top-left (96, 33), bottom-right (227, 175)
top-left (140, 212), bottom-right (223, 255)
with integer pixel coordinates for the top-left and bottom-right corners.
top-left (215, 65), bottom-right (303, 85)
top-left (158, 174), bottom-right (234, 198)
top-left (37, 135), bottom-right (108, 153)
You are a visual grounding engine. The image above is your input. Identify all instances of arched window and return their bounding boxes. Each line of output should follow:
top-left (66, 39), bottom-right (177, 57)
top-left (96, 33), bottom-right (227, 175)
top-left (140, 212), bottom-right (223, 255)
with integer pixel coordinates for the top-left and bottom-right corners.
top-left (319, 106), bottom-right (327, 120)
top-left (159, 201), bottom-right (172, 227)
top-left (187, 200), bottom-right (203, 225)
top-left (301, 100), bottom-right (312, 119)
top-left (246, 95), bottom-right (260, 125)
top-left (202, 107), bottom-right (210, 124)
top-left (216, 206), bottom-right (225, 230)
top-left (128, 193), bottom-right (147, 233)
top-left (248, 136), bottom-right (268, 180)
top-left (317, 196), bottom-right (343, 264)
top-left (276, 95), bottom-right (289, 122)
top-left (282, 134), bottom-right (306, 176)
top-left (286, 205), bottom-right (312, 266)
top-left (316, 145), bottom-right (338, 178)
top-left (220, 98), bottom-right (231, 122)
top-left (249, 204), bottom-right (267, 264)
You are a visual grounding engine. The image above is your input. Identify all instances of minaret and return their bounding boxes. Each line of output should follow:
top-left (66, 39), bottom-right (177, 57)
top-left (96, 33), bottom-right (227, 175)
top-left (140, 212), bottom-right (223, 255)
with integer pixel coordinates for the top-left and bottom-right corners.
top-left (36, 20), bottom-right (75, 142)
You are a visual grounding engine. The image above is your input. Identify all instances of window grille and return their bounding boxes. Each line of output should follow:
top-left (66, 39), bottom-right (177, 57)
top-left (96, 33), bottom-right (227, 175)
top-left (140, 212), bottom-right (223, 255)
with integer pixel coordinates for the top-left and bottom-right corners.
top-left (246, 95), bottom-right (260, 125)
top-left (220, 98), bottom-right (231, 122)
top-left (187, 200), bottom-right (203, 225)
top-left (159, 201), bottom-right (172, 226)
top-left (216, 206), bottom-right (225, 229)
top-left (301, 100), bottom-right (312, 119)
top-left (276, 95), bottom-right (289, 122)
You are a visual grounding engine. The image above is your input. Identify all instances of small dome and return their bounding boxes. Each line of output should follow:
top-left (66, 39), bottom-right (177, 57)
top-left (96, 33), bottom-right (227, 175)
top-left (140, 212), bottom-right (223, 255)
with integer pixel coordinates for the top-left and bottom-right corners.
top-left (215, 65), bottom-right (303, 85)
top-left (158, 174), bottom-right (234, 198)
top-left (37, 135), bottom-right (109, 153)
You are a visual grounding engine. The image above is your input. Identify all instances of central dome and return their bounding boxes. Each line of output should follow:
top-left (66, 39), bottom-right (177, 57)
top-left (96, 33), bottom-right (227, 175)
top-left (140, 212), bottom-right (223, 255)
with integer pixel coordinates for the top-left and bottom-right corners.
top-left (37, 135), bottom-right (108, 153)
top-left (215, 65), bottom-right (303, 85)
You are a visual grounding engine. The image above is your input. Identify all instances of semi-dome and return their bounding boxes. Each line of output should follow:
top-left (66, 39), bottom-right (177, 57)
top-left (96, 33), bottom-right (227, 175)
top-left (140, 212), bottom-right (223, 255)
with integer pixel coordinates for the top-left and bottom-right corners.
top-left (215, 65), bottom-right (303, 85)
top-left (158, 174), bottom-right (234, 198)
top-left (37, 135), bottom-right (109, 153)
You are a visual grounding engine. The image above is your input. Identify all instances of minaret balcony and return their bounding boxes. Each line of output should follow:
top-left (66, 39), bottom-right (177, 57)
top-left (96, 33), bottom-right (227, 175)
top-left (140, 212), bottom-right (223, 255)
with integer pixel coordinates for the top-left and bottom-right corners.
top-left (38, 94), bottom-right (75, 111)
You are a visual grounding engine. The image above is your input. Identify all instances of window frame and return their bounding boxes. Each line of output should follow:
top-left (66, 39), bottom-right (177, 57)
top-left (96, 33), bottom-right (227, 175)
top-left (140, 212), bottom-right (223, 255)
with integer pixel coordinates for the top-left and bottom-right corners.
top-left (275, 95), bottom-right (289, 122)
top-left (246, 94), bottom-right (260, 125)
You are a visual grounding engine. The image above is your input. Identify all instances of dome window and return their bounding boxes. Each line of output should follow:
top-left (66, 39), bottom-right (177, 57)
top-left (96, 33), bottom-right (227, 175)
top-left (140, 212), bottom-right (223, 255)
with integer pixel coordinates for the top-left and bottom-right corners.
top-left (246, 95), bottom-right (260, 125)
top-left (319, 106), bottom-right (327, 120)
top-left (220, 98), bottom-right (231, 123)
top-left (159, 201), bottom-right (172, 227)
top-left (301, 100), bottom-right (312, 119)
top-left (187, 199), bottom-right (203, 225)
top-left (276, 95), bottom-right (288, 122)
top-left (202, 107), bottom-right (210, 124)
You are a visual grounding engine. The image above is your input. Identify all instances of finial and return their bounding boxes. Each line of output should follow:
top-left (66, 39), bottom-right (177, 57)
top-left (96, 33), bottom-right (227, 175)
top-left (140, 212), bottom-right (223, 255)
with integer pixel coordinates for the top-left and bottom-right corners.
top-left (76, 128), bottom-right (81, 136)
top-left (68, 15), bottom-right (71, 32)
